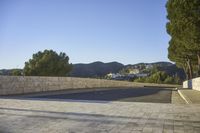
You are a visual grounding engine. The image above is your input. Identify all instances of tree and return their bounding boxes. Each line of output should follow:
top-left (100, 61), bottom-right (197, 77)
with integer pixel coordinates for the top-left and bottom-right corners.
top-left (168, 38), bottom-right (196, 79)
top-left (24, 50), bottom-right (72, 76)
top-left (134, 71), bottom-right (181, 84)
top-left (166, 0), bottom-right (200, 79)
top-left (11, 69), bottom-right (22, 76)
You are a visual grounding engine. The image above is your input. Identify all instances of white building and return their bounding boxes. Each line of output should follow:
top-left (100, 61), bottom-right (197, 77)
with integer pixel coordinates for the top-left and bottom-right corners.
top-left (106, 73), bottom-right (122, 79)
top-left (129, 69), bottom-right (140, 74)
top-left (146, 64), bottom-right (153, 69)
top-left (135, 73), bottom-right (148, 78)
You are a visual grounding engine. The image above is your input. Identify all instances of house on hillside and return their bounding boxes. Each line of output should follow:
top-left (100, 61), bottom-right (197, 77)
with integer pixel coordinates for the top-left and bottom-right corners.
top-left (146, 64), bottom-right (153, 69)
top-left (106, 73), bottom-right (122, 79)
top-left (135, 73), bottom-right (149, 78)
top-left (129, 69), bottom-right (140, 74)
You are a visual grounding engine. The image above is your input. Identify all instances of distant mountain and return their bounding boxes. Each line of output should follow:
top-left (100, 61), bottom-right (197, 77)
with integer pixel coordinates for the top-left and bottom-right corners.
top-left (0, 69), bottom-right (23, 76)
top-left (123, 62), bottom-right (185, 80)
top-left (126, 62), bottom-right (173, 68)
top-left (0, 61), bottom-right (186, 80)
top-left (70, 61), bottom-right (185, 80)
top-left (69, 61), bottom-right (124, 78)
top-left (157, 64), bottom-right (186, 80)
top-left (0, 69), bottom-right (12, 75)
top-left (151, 62), bottom-right (174, 67)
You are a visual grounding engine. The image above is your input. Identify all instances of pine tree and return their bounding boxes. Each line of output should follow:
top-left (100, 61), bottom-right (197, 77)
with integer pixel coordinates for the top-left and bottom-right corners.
top-left (166, 0), bottom-right (200, 79)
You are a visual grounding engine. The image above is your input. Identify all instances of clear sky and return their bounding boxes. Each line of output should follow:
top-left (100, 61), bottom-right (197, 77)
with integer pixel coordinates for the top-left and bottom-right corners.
top-left (0, 0), bottom-right (170, 69)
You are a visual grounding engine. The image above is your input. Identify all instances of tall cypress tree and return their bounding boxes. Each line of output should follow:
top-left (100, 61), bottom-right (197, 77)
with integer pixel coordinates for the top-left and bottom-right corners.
top-left (166, 0), bottom-right (200, 79)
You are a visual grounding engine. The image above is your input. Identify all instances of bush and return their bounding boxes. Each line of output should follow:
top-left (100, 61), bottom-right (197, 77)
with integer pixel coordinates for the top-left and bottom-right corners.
top-left (134, 71), bottom-right (181, 84)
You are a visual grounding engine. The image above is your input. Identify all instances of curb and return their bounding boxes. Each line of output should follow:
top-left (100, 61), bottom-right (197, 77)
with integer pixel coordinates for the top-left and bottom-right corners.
top-left (177, 89), bottom-right (192, 104)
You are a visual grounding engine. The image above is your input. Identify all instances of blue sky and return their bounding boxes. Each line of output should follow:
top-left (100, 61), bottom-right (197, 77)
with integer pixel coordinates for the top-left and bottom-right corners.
top-left (0, 0), bottom-right (170, 69)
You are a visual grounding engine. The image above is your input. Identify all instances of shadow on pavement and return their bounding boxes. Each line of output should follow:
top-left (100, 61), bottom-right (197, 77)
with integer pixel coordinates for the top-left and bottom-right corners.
top-left (0, 107), bottom-right (199, 125)
top-left (13, 87), bottom-right (173, 103)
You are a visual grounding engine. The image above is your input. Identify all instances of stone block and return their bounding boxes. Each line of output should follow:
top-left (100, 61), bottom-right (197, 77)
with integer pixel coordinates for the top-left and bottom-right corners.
top-left (0, 76), bottom-right (179, 95)
top-left (183, 77), bottom-right (200, 91)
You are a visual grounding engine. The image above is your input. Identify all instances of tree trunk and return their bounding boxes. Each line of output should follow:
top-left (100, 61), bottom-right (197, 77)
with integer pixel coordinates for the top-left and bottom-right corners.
top-left (186, 58), bottom-right (193, 79)
top-left (197, 53), bottom-right (200, 76)
top-left (183, 65), bottom-right (188, 80)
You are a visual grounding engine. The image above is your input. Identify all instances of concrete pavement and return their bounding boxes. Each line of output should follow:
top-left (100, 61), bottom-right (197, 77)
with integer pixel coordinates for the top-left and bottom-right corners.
top-left (178, 89), bottom-right (200, 104)
top-left (6, 87), bottom-right (174, 103)
top-left (1, 87), bottom-right (200, 133)
top-left (171, 90), bottom-right (186, 104)
top-left (0, 98), bottom-right (200, 133)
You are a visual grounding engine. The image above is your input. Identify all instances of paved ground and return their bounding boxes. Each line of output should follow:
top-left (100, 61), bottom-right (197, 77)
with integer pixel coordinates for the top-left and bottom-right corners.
top-left (0, 99), bottom-right (199, 133)
top-left (178, 89), bottom-right (200, 104)
top-left (171, 90), bottom-right (186, 104)
top-left (0, 87), bottom-right (192, 133)
top-left (10, 87), bottom-right (174, 103)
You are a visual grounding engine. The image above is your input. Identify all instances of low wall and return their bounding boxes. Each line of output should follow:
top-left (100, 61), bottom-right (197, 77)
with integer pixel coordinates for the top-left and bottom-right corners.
top-left (183, 77), bottom-right (200, 91)
top-left (0, 76), bottom-right (180, 95)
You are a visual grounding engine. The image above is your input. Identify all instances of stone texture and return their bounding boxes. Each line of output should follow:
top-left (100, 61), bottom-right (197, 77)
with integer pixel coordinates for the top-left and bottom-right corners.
top-left (171, 90), bottom-right (186, 104)
top-left (183, 77), bottom-right (200, 91)
top-left (0, 76), bottom-right (180, 95)
top-left (0, 99), bottom-right (199, 133)
top-left (178, 89), bottom-right (200, 104)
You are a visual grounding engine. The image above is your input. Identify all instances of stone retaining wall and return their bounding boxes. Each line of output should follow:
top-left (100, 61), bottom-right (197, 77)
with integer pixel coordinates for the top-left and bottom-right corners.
top-left (0, 76), bottom-right (180, 95)
top-left (183, 77), bottom-right (200, 91)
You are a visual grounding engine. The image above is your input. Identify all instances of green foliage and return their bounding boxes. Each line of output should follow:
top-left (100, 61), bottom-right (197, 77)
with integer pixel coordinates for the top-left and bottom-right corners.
top-left (24, 50), bottom-right (72, 76)
top-left (166, 0), bottom-right (200, 79)
top-left (163, 76), bottom-right (174, 84)
top-left (11, 69), bottom-right (22, 76)
top-left (134, 71), bottom-right (181, 84)
top-left (70, 62), bottom-right (124, 78)
top-left (149, 66), bottom-right (159, 75)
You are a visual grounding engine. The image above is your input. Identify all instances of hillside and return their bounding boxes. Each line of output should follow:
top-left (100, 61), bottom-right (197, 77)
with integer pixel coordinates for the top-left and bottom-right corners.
top-left (0, 69), bottom-right (23, 76)
top-left (69, 61), bottom-right (124, 78)
top-left (70, 61), bottom-right (185, 80)
top-left (0, 61), bottom-right (186, 80)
